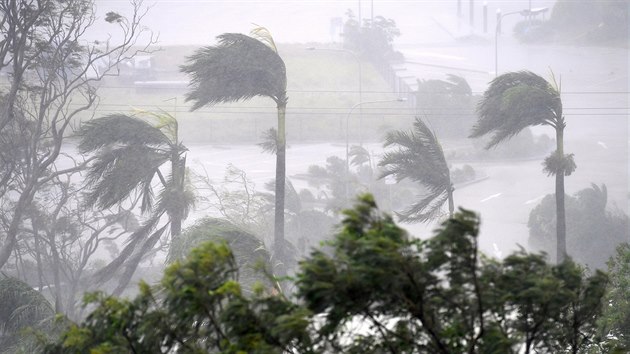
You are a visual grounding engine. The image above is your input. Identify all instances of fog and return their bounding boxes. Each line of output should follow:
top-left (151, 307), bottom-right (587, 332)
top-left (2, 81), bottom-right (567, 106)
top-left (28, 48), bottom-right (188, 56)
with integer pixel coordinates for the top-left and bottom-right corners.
top-left (87, 0), bottom-right (627, 250)
top-left (0, 0), bottom-right (628, 339)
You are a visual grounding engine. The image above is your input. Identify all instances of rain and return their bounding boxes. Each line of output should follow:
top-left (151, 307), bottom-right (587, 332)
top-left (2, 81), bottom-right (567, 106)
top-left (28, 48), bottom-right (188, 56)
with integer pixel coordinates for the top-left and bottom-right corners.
top-left (0, 0), bottom-right (628, 352)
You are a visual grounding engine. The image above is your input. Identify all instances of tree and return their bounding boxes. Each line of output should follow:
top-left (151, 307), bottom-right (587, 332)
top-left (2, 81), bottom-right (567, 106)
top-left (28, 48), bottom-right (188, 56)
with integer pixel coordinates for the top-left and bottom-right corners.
top-left (167, 217), bottom-right (275, 296)
top-left (0, 276), bottom-right (59, 352)
top-left (342, 10), bottom-right (402, 63)
top-left (45, 242), bottom-right (312, 354)
top-left (78, 111), bottom-right (195, 295)
top-left (47, 195), bottom-right (610, 353)
top-left (415, 74), bottom-right (475, 139)
top-left (379, 116), bottom-right (454, 222)
top-left (599, 243), bottom-right (630, 350)
top-left (528, 183), bottom-right (628, 270)
top-left (181, 27), bottom-right (289, 262)
top-left (0, 0), bottom-right (154, 270)
top-left (471, 70), bottom-right (574, 263)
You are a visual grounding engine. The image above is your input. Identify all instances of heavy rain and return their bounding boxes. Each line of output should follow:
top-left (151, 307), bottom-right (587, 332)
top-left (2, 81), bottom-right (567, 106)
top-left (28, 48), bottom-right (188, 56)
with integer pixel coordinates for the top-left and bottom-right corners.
top-left (0, 0), bottom-right (628, 352)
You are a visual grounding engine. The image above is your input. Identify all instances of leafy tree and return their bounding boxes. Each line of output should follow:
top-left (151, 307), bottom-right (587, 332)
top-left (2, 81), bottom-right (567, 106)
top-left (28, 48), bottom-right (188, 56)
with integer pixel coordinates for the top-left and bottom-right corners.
top-left (0, 276), bottom-right (59, 353)
top-left (47, 195), bottom-right (611, 353)
top-left (415, 74), bottom-right (475, 139)
top-left (528, 184), bottom-right (628, 270)
top-left (45, 242), bottom-right (312, 354)
top-left (181, 27), bottom-right (289, 263)
top-left (342, 10), bottom-right (402, 63)
top-left (379, 116), bottom-right (454, 222)
top-left (78, 111), bottom-right (195, 295)
top-left (471, 70), bottom-right (573, 263)
top-left (0, 0), bottom-right (154, 270)
top-left (599, 243), bottom-right (630, 350)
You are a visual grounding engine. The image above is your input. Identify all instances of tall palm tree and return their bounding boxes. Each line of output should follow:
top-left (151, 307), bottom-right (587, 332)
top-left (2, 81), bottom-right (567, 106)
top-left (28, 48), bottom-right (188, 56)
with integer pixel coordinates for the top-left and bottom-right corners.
top-left (180, 27), bottom-right (288, 259)
top-left (78, 111), bottom-right (195, 293)
top-left (379, 117), bottom-right (454, 223)
top-left (470, 71), bottom-right (574, 263)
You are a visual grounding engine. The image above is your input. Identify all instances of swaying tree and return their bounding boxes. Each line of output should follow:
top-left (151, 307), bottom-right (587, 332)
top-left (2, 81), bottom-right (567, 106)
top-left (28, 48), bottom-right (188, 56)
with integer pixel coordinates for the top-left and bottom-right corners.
top-left (78, 111), bottom-right (195, 294)
top-left (471, 71), bottom-right (574, 263)
top-left (0, 0), bottom-right (154, 271)
top-left (181, 27), bottom-right (289, 263)
top-left (46, 195), bottom-right (611, 354)
top-left (379, 116), bottom-right (454, 222)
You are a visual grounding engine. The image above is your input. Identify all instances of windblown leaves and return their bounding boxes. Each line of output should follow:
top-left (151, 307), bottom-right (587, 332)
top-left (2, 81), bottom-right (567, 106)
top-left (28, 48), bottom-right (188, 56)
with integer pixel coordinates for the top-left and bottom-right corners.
top-left (379, 117), bottom-right (452, 222)
top-left (471, 71), bottom-right (562, 148)
top-left (181, 33), bottom-right (287, 110)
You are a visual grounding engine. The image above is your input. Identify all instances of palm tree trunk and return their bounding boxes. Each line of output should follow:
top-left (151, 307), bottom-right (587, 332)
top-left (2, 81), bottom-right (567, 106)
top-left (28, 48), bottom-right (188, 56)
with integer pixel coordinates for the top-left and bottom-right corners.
top-left (169, 152), bottom-right (184, 239)
top-left (555, 124), bottom-right (566, 264)
top-left (447, 185), bottom-right (455, 219)
top-left (274, 99), bottom-right (287, 262)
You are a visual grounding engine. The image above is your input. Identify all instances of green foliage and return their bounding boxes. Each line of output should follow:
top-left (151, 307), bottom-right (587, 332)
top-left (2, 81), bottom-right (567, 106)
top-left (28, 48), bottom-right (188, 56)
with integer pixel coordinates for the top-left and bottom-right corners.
top-left (168, 217), bottom-right (274, 296)
top-left (528, 184), bottom-right (628, 269)
top-left (379, 117), bottom-right (453, 222)
top-left (600, 243), bottom-right (630, 350)
top-left (48, 195), bottom-right (612, 353)
top-left (45, 242), bottom-right (312, 354)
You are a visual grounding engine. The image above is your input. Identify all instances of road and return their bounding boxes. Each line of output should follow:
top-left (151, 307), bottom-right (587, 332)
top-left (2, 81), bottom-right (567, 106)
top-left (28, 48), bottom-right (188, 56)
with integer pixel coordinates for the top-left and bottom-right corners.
top-left (184, 138), bottom-right (628, 258)
top-left (83, 0), bottom-right (628, 258)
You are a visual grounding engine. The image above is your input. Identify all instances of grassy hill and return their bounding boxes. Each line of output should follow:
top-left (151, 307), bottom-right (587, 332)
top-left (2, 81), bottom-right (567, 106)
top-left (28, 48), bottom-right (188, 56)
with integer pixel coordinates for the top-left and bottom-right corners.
top-left (93, 43), bottom-right (414, 144)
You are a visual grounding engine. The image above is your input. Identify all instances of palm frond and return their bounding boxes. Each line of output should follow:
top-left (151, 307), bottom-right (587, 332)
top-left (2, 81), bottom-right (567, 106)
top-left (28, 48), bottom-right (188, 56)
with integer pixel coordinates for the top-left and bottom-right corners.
top-left (84, 145), bottom-right (170, 210)
top-left (90, 214), bottom-right (163, 286)
top-left (445, 74), bottom-right (472, 96)
top-left (112, 222), bottom-right (170, 295)
top-left (258, 127), bottom-right (278, 154)
top-left (379, 117), bottom-right (450, 189)
top-left (77, 114), bottom-right (172, 154)
top-left (156, 171), bottom-right (197, 221)
top-left (250, 24), bottom-right (278, 53)
top-left (349, 145), bottom-right (371, 167)
top-left (133, 109), bottom-right (179, 143)
top-left (576, 183), bottom-right (607, 213)
top-left (181, 33), bottom-right (287, 109)
top-left (471, 71), bottom-right (562, 149)
top-left (542, 151), bottom-right (576, 177)
top-left (396, 190), bottom-right (449, 223)
top-left (0, 277), bottom-right (54, 333)
top-left (379, 117), bottom-right (452, 223)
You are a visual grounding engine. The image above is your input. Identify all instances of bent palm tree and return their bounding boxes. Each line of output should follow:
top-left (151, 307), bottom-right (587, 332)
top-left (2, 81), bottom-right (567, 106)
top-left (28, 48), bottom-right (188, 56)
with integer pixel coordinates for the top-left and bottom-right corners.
top-left (79, 112), bottom-right (195, 293)
top-left (470, 71), bottom-right (574, 263)
top-left (379, 117), bottom-right (454, 223)
top-left (181, 27), bottom-right (288, 260)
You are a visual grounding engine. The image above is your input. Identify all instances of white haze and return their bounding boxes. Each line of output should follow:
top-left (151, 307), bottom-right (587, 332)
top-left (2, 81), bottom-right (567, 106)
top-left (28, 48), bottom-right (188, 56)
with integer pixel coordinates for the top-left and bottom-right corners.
top-left (86, 0), bottom-right (627, 257)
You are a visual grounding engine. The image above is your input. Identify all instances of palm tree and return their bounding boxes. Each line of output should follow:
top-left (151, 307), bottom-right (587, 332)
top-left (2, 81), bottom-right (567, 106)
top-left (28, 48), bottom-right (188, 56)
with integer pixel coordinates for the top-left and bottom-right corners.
top-left (180, 27), bottom-right (288, 260)
top-left (78, 111), bottom-right (195, 293)
top-left (379, 117), bottom-right (454, 223)
top-left (0, 276), bottom-right (56, 350)
top-left (470, 71), bottom-right (574, 263)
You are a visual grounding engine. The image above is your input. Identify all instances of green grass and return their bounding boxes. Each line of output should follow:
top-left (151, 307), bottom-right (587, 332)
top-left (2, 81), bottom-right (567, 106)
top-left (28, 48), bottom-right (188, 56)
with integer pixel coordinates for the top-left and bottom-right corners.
top-left (85, 43), bottom-right (414, 144)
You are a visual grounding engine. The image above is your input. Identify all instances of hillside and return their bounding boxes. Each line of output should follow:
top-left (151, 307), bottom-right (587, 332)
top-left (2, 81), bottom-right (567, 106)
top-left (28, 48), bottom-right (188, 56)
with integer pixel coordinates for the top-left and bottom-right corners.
top-left (92, 44), bottom-right (413, 143)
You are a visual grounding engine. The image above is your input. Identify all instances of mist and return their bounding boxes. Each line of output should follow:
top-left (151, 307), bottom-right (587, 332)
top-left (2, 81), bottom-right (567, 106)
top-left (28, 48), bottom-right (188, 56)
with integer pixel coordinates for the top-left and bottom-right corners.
top-left (0, 0), bottom-right (628, 351)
